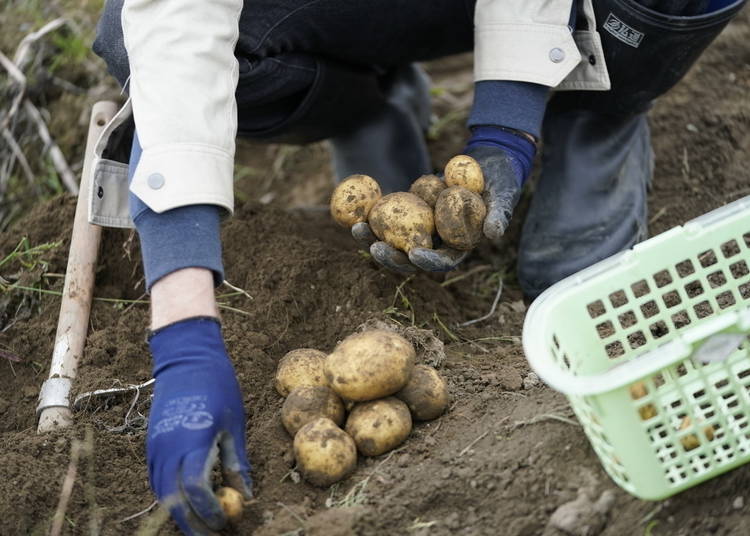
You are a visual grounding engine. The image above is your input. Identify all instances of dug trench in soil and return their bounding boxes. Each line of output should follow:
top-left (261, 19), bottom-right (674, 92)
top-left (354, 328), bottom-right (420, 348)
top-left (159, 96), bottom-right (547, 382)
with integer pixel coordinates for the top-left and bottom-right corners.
top-left (0, 9), bottom-right (749, 536)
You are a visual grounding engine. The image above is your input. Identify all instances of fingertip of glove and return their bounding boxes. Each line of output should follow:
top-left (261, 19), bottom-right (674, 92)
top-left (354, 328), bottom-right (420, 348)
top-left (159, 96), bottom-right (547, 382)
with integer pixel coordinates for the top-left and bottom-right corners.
top-left (160, 493), bottom-right (215, 536)
top-left (181, 481), bottom-right (228, 531)
top-left (219, 434), bottom-right (254, 499)
top-left (351, 222), bottom-right (376, 246)
top-left (179, 448), bottom-right (227, 531)
top-left (483, 216), bottom-right (506, 244)
top-left (224, 470), bottom-right (254, 500)
top-left (370, 242), bottom-right (417, 273)
top-left (408, 248), bottom-right (463, 272)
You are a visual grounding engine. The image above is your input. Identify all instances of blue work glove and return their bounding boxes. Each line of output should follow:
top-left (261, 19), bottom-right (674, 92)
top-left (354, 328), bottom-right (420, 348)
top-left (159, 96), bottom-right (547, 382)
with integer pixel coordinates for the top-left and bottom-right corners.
top-left (354, 126), bottom-right (535, 273)
top-left (147, 317), bottom-right (253, 535)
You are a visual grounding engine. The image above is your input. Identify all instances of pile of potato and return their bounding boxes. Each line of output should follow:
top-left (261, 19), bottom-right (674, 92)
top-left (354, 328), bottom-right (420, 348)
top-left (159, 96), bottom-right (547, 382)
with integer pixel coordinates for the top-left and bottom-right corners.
top-left (275, 330), bottom-right (450, 486)
top-left (330, 155), bottom-right (487, 253)
top-left (630, 381), bottom-right (714, 451)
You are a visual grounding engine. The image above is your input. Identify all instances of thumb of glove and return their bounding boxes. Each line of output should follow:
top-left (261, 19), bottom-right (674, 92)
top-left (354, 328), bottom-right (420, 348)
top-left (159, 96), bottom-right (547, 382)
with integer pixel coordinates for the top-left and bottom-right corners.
top-left (483, 187), bottom-right (517, 243)
top-left (463, 146), bottom-right (522, 244)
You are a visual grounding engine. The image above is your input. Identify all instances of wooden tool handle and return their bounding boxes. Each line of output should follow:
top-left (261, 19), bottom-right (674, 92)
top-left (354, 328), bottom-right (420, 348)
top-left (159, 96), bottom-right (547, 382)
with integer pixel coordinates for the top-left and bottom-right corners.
top-left (37, 101), bottom-right (117, 433)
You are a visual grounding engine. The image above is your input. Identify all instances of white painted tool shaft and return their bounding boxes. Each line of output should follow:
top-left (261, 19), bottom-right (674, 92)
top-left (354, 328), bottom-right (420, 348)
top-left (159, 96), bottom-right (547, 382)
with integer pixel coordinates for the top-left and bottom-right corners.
top-left (37, 101), bottom-right (117, 433)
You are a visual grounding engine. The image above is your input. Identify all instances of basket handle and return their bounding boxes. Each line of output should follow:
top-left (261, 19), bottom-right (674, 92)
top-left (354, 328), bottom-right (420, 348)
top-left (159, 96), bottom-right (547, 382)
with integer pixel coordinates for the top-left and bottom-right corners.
top-left (524, 308), bottom-right (750, 397)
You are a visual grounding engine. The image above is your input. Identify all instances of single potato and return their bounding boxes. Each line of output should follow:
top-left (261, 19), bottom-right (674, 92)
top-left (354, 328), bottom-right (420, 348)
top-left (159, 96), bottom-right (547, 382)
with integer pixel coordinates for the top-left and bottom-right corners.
top-left (281, 385), bottom-right (345, 436)
top-left (346, 397), bottom-right (412, 456)
top-left (679, 416), bottom-right (714, 451)
top-left (395, 365), bottom-right (449, 421)
top-left (325, 330), bottom-right (415, 401)
top-left (330, 174), bottom-right (382, 227)
top-left (629, 381), bottom-right (648, 400)
top-left (216, 487), bottom-right (244, 521)
top-left (444, 155), bottom-right (484, 194)
top-left (409, 174), bottom-right (446, 208)
top-left (275, 348), bottom-right (328, 397)
top-left (368, 192), bottom-right (434, 252)
top-left (638, 403), bottom-right (658, 421)
top-left (434, 186), bottom-right (487, 250)
top-left (294, 417), bottom-right (357, 487)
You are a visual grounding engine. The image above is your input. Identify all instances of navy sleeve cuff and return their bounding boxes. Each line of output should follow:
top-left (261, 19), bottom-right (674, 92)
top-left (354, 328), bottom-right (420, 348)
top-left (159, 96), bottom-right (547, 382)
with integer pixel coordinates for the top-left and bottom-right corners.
top-left (133, 204), bottom-right (224, 291)
top-left (468, 80), bottom-right (549, 140)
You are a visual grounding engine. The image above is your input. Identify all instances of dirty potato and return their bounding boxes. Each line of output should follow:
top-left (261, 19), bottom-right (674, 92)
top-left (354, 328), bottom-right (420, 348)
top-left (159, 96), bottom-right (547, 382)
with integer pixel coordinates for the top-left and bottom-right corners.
top-left (409, 174), bottom-right (446, 208)
top-left (325, 330), bottom-right (415, 402)
top-left (216, 487), bottom-right (244, 521)
top-left (281, 386), bottom-right (345, 436)
top-left (444, 155), bottom-right (484, 194)
top-left (345, 397), bottom-right (412, 456)
top-left (368, 192), bottom-right (434, 252)
top-left (638, 404), bottom-right (658, 421)
top-left (629, 381), bottom-right (648, 400)
top-left (330, 174), bottom-right (382, 227)
top-left (434, 186), bottom-right (487, 250)
top-left (293, 417), bottom-right (357, 487)
top-left (679, 416), bottom-right (714, 451)
top-left (395, 365), bottom-right (449, 421)
top-left (275, 348), bottom-right (328, 397)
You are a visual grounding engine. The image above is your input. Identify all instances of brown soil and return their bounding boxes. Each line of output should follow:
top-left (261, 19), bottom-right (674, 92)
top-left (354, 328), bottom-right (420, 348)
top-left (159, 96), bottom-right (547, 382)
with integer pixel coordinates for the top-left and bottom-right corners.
top-left (1, 10), bottom-right (749, 536)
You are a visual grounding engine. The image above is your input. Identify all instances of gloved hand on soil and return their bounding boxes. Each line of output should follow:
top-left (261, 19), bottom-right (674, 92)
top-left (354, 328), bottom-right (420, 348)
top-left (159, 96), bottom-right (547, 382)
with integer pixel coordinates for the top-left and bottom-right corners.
top-left (147, 317), bottom-right (253, 535)
top-left (352, 126), bottom-right (534, 273)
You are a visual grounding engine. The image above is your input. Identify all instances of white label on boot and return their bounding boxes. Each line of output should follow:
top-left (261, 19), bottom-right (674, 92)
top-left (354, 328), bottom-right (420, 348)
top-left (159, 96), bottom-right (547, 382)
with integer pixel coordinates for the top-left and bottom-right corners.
top-left (603, 13), bottom-right (645, 48)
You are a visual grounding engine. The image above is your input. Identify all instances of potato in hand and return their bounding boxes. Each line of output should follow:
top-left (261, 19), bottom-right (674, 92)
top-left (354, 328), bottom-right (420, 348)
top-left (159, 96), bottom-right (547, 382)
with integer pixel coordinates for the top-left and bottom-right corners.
top-left (409, 174), bottom-right (446, 208)
top-left (444, 154), bottom-right (484, 194)
top-left (368, 192), bottom-right (435, 252)
top-left (434, 186), bottom-right (487, 251)
top-left (330, 174), bottom-right (382, 227)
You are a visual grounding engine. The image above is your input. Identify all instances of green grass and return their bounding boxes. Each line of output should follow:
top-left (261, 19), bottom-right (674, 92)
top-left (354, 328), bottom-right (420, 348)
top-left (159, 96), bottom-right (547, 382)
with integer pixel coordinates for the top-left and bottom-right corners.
top-left (0, 237), bottom-right (60, 272)
top-left (383, 275), bottom-right (416, 325)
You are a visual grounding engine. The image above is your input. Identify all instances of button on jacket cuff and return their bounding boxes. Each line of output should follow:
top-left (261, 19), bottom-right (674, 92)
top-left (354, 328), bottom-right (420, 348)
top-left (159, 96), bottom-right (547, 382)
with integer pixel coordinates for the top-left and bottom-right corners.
top-left (122, 0), bottom-right (242, 214)
top-left (129, 143), bottom-right (234, 215)
top-left (474, 24), bottom-right (581, 87)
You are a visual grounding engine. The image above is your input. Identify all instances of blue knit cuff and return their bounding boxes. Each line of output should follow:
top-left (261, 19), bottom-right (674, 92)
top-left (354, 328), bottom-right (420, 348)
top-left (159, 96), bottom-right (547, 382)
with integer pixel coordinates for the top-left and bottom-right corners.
top-left (128, 133), bottom-right (224, 291)
top-left (132, 204), bottom-right (224, 291)
top-left (468, 80), bottom-right (549, 139)
top-left (465, 126), bottom-right (536, 187)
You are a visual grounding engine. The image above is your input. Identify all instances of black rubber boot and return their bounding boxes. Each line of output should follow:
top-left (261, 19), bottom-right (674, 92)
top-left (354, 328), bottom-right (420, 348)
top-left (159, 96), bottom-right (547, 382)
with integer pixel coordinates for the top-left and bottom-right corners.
top-left (518, 108), bottom-right (652, 298)
top-left (517, 0), bottom-right (746, 299)
top-left (330, 63), bottom-right (432, 193)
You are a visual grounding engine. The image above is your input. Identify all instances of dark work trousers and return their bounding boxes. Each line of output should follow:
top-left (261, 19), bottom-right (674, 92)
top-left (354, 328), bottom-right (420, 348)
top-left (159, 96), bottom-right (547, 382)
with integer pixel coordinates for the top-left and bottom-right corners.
top-left (94, 0), bottom-right (476, 145)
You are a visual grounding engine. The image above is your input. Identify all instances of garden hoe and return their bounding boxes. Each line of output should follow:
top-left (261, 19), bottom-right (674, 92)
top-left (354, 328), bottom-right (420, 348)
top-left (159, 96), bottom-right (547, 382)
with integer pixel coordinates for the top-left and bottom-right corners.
top-left (36, 101), bottom-right (117, 433)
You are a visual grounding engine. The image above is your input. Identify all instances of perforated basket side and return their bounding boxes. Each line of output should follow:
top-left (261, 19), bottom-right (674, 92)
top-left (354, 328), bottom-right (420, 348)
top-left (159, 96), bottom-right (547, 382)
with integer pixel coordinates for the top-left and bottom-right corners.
top-left (524, 196), bottom-right (750, 499)
top-left (566, 335), bottom-right (750, 499)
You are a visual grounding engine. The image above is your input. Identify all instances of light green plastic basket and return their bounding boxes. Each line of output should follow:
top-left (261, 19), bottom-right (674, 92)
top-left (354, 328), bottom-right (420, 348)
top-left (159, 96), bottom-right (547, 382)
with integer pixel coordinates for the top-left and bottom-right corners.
top-left (523, 196), bottom-right (750, 500)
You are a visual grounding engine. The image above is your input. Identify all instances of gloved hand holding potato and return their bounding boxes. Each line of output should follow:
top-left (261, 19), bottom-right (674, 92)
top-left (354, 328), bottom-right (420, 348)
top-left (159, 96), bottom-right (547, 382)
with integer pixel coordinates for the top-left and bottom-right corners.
top-left (330, 153), bottom-right (501, 273)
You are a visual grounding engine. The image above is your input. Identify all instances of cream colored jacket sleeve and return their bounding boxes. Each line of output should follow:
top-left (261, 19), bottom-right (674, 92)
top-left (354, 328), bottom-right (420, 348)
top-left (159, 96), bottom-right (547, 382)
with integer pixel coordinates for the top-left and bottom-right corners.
top-left (474, 0), bottom-right (610, 90)
top-left (122, 0), bottom-right (242, 215)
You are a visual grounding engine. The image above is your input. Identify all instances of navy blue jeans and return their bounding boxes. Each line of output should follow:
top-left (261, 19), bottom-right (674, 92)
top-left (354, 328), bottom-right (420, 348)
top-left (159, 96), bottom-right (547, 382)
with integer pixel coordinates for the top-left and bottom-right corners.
top-left (94, 0), bottom-right (476, 144)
